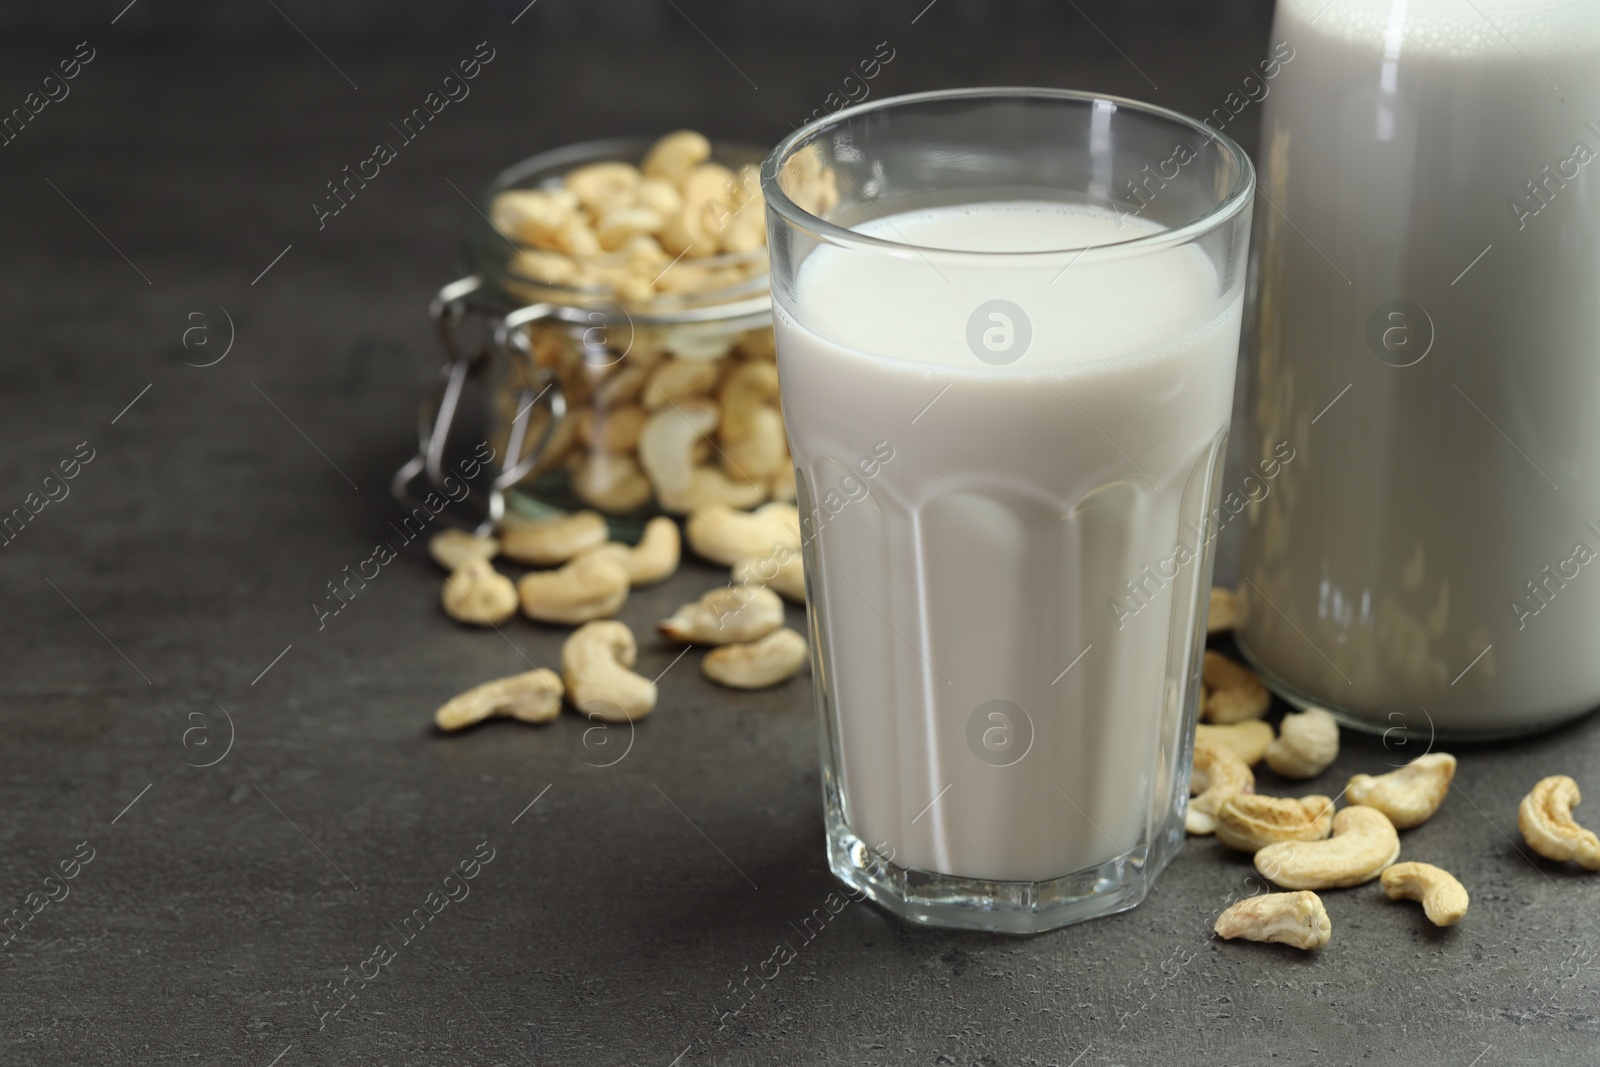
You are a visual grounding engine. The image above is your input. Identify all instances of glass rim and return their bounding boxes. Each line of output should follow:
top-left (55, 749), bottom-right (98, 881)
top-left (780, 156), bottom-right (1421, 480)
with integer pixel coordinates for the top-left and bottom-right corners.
top-left (761, 86), bottom-right (1256, 263)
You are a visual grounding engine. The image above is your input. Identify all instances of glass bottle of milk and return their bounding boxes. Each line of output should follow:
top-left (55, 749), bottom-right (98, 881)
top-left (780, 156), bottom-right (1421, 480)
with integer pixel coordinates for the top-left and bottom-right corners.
top-left (1238, 0), bottom-right (1600, 736)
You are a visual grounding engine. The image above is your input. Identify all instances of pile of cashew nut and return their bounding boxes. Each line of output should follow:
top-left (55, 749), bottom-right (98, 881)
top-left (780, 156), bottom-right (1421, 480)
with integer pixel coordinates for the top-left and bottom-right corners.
top-left (428, 496), bottom-right (813, 734)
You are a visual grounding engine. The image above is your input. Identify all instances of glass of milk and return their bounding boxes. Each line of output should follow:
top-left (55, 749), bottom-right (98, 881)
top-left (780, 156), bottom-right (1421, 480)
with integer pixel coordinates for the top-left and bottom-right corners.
top-left (762, 88), bottom-right (1255, 933)
top-left (1237, 0), bottom-right (1600, 738)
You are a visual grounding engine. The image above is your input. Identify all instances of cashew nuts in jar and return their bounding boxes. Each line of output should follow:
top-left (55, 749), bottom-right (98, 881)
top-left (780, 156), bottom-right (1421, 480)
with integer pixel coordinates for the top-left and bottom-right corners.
top-left (1214, 891), bottom-right (1332, 950)
top-left (1381, 861), bottom-right (1469, 926)
top-left (702, 628), bottom-right (808, 689)
top-left (659, 585), bottom-right (785, 645)
top-left (487, 131), bottom-right (786, 521)
top-left (562, 620), bottom-right (657, 722)
top-left (1345, 753), bottom-right (1456, 829)
top-left (1518, 775), bottom-right (1600, 870)
top-left (441, 558), bottom-right (520, 627)
top-left (434, 668), bottom-right (563, 732)
top-left (1254, 805), bottom-right (1400, 889)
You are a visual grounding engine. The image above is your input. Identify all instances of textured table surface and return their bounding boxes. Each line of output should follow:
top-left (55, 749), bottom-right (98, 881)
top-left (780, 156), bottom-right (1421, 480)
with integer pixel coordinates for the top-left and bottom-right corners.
top-left (2, 23), bottom-right (1597, 1067)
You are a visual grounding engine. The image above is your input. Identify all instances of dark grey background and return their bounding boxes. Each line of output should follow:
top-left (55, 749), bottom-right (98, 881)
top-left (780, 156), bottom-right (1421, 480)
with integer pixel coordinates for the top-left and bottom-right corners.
top-left (6, 0), bottom-right (1274, 33)
top-left (2, 8), bottom-right (1597, 1067)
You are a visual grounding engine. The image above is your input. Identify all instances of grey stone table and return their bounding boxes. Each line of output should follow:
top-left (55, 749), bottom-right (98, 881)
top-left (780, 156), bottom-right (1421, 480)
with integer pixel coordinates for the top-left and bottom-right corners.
top-left (2, 23), bottom-right (1596, 1067)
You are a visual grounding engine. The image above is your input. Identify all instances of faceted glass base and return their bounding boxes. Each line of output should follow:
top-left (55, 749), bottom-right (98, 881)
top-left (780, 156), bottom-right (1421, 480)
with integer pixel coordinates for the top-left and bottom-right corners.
top-left (825, 798), bottom-right (1187, 935)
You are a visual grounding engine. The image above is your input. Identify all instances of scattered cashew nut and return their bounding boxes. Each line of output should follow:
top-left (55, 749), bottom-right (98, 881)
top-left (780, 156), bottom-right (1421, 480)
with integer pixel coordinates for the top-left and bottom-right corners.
top-left (518, 553), bottom-right (629, 626)
top-left (659, 585), bottom-right (785, 645)
top-left (499, 510), bottom-right (609, 566)
top-left (1345, 753), bottom-right (1456, 829)
top-left (686, 502), bottom-right (801, 566)
top-left (702, 628), bottom-right (808, 689)
top-left (1381, 861), bottom-right (1469, 926)
top-left (1254, 805), bottom-right (1400, 889)
top-left (1215, 793), bottom-right (1336, 853)
top-left (1214, 891), bottom-right (1331, 950)
top-left (1194, 720), bottom-right (1274, 766)
top-left (561, 620), bottom-right (656, 721)
top-left (1207, 586), bottom-right (1238, 634)
top-left (578, 516), bottom-right (680, 587)
top-left (441, 558), bottom-right (520, 627)
top-left (1265, 706), bottom-right (1340, 779)
top-left (434, 668), bottom-right (563, 732)
top-left (429, 529), bottom-right (499, 571)
top-left (1518, 775), bottom-right (1600, 870)
top-left (733, 551), bottom-right (805, 604)
top-left (1201, 651), bottom-right (1271, 723)
top-left (1186, 739), bottom-right (1255, 836)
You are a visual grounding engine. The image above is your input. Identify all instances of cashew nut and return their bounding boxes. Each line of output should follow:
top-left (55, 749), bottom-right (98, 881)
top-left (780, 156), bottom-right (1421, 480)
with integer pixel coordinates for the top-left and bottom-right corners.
top-left (578, 516), bottom-right (680, 587)
top-left (434, 668), bottom-right (563, 732)
top-left (1207, 586), bottom-right (1238, 634)
top-left (686, 502), bottom-right (801, 566)
top-left (642, 360), bottom-right (720, 409)
top-left (564, 161), bottom-right (641, 215)
top-left (571, 453), bottom-right (654, 514)
top-left (595, 206), bottom-right (665, 251)
top-left (1186, 739), bottom-right (1255, 835)
top-left (1201, 651), bottom-right (1271, 723)
top-left (561, 620), bottom-right (656, 721)
top-left (769, 464), bottom-right (797, 503)
top-left (499, 510), bottom-right (609, 567)
top-left (1215, 794), bottom-right (1335, 853)
top-left (517, 553), bottom-right (629, 626)
top-left (578, 404), bottom-right (646, 452)
top-left (1518, 775), bottom-right (1600, 870)
top-left (702, 628), bottom-right (808, 689)
top-left (429, 528), bottom-right (499, 572)
top-left (638, 399), bottom-right (718, 500)
top-left (733, 551), bottom-right (805, 603)
top-left (1264, 707), bottom-right (1340, 779)
top-left (642, 130), bottom-right (712, 187)
top-left (636, 177), bottom-right (683, 217)
top-left (491, 187), bottom-right (579, 246)
top-left (659, 467), bottom-right (767, 514)
top-left (441, 558), bottom-right (520, 627)
top-left (1381, 861), bottom-right (1469, 926)
top-left (1194, 720), bottom-right (1274, 766)
top-left (1214, 891), bottom-right (1332, 950)
top-left (1345, 753), bottom-right (1456, 829)
top-left (718, 361), bottom-right (785, 477)
top-left (661, 163), bottom-right (735, 257)
top-left (1255, 805), bottom-right (1400, 889)
top-left (659, 585), bottom-right (785, 645)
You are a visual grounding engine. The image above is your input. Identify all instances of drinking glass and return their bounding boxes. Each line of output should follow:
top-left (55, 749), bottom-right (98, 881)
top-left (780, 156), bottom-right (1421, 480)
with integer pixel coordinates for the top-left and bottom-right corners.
top-left (763, 88), bottom-right (1254, 933)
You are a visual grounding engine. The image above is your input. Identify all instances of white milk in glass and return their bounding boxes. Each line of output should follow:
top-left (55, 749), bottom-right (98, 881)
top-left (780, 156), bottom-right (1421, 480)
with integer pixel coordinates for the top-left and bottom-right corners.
top-left (777, 202), bottom-right (1243, 883)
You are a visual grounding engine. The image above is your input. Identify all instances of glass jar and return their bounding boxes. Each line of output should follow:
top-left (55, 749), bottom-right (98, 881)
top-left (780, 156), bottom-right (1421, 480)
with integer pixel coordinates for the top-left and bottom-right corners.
top-left (1237, 0), bottom-right (1600, 737)
top-left (394, 137), bottom-right (782, 535)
